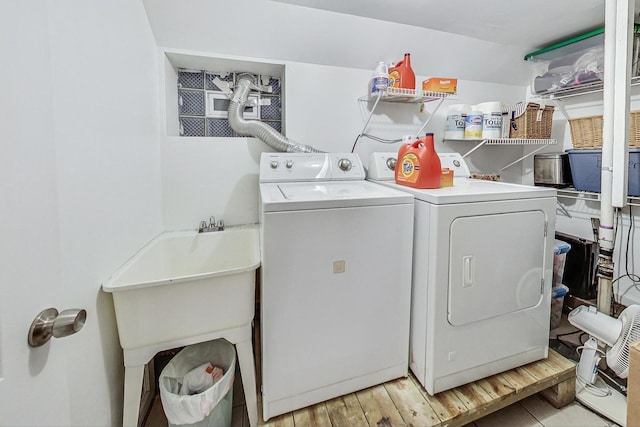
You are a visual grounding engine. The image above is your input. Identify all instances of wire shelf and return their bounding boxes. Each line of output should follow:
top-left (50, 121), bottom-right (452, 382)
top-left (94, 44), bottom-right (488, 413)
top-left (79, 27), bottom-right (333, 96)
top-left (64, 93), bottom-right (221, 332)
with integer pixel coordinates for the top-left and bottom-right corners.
top-left (359, 87), bottom-right (457, 104)
top-left (445, 138), bottom-right (557, 171)
top-left (557, 188), bottom-right (640, 207)
top-left (539, 76), bottom-right (640, 100)
top-left (445, 138), bottom-right (558, 145)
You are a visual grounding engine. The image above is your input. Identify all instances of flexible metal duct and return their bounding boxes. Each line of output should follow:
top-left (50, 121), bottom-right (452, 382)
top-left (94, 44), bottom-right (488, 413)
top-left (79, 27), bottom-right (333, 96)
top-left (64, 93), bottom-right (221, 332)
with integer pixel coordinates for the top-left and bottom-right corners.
top-left (228, 74), bottom-right (321, 153)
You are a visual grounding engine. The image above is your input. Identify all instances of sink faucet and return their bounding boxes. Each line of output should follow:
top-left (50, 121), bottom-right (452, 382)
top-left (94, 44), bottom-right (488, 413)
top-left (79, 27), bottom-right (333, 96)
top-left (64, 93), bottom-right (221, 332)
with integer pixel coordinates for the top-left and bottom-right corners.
top-left (199, 216), bottom-right (224, 233)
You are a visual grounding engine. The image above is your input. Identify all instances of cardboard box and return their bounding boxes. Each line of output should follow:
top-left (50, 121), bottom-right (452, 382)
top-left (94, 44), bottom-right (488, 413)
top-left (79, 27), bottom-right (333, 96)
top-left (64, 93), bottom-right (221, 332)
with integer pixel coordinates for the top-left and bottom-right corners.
top-left (422, 78), bottom-right (457, 93)
top-left (440, 168), bottom-right (454, 187)
top-left (628, 340), bottom-right (640, 427)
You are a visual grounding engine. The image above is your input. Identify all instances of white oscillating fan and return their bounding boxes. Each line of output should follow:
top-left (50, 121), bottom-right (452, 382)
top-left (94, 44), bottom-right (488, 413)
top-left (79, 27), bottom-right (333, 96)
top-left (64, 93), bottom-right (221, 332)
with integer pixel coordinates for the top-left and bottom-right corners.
top-left (568, 304), bottom-right (640, 381)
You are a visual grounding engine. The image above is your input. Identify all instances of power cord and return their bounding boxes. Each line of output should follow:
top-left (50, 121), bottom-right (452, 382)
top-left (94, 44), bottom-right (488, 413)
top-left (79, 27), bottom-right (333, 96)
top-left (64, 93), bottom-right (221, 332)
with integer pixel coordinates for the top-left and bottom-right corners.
top-left (351, 133), bottom-right (403, 153)
top-left (613, 205), bottom-right (640, 306)
top-left (574, 344), bottom-right (612, 397)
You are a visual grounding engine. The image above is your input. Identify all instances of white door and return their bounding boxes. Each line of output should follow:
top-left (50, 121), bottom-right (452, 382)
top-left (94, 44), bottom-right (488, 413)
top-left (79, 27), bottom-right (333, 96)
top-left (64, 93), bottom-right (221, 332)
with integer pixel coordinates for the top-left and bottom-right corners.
top-left (0, 2), bottom-right (72, 423)
top-left (447, 210), bottom-right (547, 326)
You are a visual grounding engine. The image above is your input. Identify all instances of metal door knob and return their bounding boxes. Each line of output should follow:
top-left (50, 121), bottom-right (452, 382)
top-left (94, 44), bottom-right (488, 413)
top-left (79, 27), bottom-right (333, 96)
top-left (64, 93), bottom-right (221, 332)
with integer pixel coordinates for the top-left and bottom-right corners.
top-left (28, 308), bottom-right (87, 347)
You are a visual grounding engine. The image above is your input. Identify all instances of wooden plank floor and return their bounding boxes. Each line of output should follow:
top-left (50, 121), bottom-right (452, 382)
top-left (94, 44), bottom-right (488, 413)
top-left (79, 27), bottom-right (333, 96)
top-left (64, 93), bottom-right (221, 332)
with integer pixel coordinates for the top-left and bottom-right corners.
top-left (146, 349), bottom-right (576, 427)
top-left (258, 349), bottom-right (576, 427)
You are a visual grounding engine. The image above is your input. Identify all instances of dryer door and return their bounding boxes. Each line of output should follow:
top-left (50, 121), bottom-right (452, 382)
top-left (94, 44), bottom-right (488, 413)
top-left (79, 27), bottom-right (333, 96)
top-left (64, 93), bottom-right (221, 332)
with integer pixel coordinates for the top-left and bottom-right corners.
top-left (447, 210), bottom-right (546, 326)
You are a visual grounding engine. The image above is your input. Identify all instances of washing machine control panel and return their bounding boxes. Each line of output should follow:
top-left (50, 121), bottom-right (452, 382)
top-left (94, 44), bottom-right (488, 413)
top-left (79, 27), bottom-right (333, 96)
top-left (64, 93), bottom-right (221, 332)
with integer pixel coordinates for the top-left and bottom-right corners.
top-left (438, 152), bottom-right (470, 177)
top-left (259, 153), bottom-right (365, 182)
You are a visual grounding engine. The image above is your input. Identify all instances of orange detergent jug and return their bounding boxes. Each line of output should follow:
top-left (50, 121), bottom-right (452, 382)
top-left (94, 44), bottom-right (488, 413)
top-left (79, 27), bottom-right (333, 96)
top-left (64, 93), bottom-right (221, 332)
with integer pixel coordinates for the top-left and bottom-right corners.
top-left (396, 135), bottom-right (414, 164)
top-left (388, 53), bottom-right (416, 90)
top-left (395, 133), bottom-right (442, 189)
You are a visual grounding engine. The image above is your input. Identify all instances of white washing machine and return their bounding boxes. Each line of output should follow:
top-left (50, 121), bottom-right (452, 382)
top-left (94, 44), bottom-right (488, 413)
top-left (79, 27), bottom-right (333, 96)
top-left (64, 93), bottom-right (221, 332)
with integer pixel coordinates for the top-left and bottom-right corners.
top-left (259, 152), bottom-right (414, 420)
top-left (368, 152), bottom-right (557, 395)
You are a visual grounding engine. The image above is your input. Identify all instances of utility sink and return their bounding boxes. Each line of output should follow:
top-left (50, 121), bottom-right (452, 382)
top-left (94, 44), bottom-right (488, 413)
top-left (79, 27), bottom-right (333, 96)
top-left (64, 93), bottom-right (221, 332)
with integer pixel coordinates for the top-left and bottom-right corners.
top-left (103, 224), bottom-right (261, 427)
top-left (102, 225), bottom-right (260, 350)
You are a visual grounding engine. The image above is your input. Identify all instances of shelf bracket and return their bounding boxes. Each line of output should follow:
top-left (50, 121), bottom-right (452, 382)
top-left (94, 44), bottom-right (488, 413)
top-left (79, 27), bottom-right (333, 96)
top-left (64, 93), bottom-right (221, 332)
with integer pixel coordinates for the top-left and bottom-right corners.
top-left (556, 201), bottom-right (572, 218)
top-left (499, 144), bottom-right (549, 171)
top-left (548, 98), bottom-right (571, 121)
top-left (461, 139), bottom-right (488, 158)
top-left (414, 98), bottom-right (446, 137)
top-left (358, 92), bottom-right (384, 137)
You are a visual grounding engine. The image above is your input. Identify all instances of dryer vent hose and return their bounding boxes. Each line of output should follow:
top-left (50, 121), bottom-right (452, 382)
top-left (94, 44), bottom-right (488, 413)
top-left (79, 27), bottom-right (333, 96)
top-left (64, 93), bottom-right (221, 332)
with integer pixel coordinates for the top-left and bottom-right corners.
top-left (228, 74), bottom-right (322, 153)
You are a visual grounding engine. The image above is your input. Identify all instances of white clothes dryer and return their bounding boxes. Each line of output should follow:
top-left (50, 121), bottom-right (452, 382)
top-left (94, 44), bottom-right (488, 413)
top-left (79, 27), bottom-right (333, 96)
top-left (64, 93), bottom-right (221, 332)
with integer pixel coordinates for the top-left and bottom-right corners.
top-left (259, 152), bottom-right (414, 420)
top-left (368, 152), bottom-right (557, 395)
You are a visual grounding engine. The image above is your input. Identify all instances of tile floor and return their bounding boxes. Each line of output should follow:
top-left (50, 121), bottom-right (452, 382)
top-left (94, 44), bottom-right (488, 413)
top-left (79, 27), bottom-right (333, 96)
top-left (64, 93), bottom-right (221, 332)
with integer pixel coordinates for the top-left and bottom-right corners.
top-left (466, 394), bottom-right (614, 427)
top-left (463, 314), bottom-right (618, 427)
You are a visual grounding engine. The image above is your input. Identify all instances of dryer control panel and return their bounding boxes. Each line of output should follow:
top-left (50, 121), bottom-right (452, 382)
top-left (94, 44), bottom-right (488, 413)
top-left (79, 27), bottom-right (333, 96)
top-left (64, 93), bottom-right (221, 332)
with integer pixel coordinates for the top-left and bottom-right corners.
top-left (259, 153), bottom-right (365, 182)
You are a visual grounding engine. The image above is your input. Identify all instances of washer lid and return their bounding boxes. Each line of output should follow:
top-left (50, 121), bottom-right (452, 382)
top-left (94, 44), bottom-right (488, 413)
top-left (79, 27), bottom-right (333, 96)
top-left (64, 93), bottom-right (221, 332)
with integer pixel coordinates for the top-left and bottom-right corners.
top-left (368, 178), bottom-right (556, 204)
top-left (260, 180), bottom-right (413, 212)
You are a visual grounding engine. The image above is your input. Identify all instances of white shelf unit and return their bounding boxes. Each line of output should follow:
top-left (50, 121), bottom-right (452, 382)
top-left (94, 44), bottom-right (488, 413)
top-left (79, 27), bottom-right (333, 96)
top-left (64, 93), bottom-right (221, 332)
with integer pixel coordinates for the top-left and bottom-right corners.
top-left (444, 138), bottom-right (558, 171)
top-left (540, 77), bottom-right (640, 122)
top-left (557, 188), bottom-right (640, 208)
top-left (538, 76), bottom-right (640, 101)
top-left (357, 88), bottom-right (457, 139)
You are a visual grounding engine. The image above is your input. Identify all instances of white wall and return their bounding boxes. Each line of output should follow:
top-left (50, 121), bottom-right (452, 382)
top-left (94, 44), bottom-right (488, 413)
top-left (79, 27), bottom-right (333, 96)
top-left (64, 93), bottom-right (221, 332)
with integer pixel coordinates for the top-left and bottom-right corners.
top-left (0, 0), bottom-right (162, 425)
top-left (159, 53), bottom-right (529, 230)
top-left (142, 0), bottom-right (531, 87)
top-left (144, 0), bottom-right (538, 231)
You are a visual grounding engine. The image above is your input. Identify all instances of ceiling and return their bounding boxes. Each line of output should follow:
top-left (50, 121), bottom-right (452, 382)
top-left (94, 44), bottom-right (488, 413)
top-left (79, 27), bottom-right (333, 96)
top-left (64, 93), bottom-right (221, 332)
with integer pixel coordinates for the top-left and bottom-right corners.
top-left (271, 0), bottom-right (618, 52)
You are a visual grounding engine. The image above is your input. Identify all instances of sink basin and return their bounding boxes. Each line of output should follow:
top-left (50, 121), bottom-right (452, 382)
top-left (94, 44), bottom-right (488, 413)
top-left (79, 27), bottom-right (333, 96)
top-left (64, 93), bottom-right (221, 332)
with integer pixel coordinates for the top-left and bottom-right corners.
top-left (103, 225), bottom-right (260, 350)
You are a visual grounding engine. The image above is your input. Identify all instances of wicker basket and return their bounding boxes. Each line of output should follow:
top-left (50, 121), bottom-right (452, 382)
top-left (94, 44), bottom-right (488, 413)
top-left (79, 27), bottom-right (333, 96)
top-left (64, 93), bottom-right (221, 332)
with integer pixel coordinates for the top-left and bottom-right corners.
top-left (569, 111), bottom-right (640, 148)
top-left (508, 103), bottom-right (554, 139)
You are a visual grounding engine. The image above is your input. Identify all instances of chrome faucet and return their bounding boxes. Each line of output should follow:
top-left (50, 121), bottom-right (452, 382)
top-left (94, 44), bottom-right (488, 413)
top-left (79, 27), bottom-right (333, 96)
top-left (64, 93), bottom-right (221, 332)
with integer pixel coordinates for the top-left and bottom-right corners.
top-left (199, 216), bottom-right (224, 233)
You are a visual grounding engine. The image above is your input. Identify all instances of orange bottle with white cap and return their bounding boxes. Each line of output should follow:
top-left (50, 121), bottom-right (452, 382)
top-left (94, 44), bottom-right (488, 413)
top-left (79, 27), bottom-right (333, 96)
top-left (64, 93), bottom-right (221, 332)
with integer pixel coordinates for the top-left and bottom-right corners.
top-left (395, 133), bottom-right (441, 189)
top-left (388, 53), bottom-right (416, 90)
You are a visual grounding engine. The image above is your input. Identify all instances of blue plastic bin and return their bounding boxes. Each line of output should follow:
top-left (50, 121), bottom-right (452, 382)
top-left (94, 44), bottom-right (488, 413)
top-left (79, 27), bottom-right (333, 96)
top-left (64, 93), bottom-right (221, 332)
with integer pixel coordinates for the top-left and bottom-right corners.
top-left (566, 148), bottom-right (640, 195)
top-left (553, 239), bottom-right (571, 287)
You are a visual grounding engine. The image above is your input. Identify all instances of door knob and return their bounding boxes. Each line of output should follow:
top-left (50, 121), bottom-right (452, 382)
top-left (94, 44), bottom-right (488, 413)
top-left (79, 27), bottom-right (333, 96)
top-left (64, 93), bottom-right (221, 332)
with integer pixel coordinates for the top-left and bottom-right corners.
top-left (28, 308), bottom-right (87, 347)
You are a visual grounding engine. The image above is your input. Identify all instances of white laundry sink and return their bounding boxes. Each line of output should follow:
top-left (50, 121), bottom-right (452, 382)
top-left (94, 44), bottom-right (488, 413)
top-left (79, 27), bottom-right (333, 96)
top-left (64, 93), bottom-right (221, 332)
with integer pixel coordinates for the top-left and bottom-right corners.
top-left (103, 225), bottom-right (260, 350)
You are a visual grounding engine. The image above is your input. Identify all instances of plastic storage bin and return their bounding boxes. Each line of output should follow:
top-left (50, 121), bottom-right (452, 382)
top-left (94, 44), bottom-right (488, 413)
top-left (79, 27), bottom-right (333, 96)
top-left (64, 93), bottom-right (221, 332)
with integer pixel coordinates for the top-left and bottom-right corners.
top-left (553, 239), bottom-right (571, 287)
top-left (566, 148), bottom-right (640, 196)
top-left (551, 284), bottom-right (569, 329)
top-left (526, 27), bottom-right (640, 95)
top-left (160, 339), bottom-right (236, 427)
top-left (525, 29), bottom-right (605, 94)
top-left (550, 240), bottom-right (571, 330)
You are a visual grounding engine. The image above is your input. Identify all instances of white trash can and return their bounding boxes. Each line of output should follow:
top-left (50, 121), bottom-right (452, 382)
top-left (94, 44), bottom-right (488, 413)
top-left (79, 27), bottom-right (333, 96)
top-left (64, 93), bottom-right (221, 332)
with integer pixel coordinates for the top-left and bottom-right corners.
top-left (159, 339), bottom-right (235, 427)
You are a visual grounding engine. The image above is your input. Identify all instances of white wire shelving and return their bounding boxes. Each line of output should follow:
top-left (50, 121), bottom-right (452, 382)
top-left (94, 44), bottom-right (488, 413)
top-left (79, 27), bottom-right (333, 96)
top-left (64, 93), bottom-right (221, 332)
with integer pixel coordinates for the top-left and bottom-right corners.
top-left (557, 188), bottom-right (640, 207)
top-left (444, 137), bottom-right (558, 171)
top-left (538, 76), bottom-right (640, 101)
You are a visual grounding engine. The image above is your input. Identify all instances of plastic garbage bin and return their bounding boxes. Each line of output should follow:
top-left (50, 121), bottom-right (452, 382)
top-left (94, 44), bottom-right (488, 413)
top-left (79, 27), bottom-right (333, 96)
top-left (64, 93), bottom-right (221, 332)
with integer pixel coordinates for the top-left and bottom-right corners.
top-left (159, 339), bottom-right (236, 427)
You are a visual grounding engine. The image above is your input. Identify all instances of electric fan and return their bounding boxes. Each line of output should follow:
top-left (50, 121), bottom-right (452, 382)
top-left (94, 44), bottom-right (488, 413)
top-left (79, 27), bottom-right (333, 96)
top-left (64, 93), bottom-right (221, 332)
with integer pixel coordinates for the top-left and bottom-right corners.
top-left (568, 304), bottom-right (640, 382)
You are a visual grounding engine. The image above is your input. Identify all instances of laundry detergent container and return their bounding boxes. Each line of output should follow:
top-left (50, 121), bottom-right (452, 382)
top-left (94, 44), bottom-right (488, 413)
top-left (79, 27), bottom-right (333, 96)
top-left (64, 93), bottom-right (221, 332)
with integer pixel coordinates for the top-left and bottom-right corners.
top-left (567, 148), bottom-right (640, 195)
top-left (160, 339), bottom-right (235, 427)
